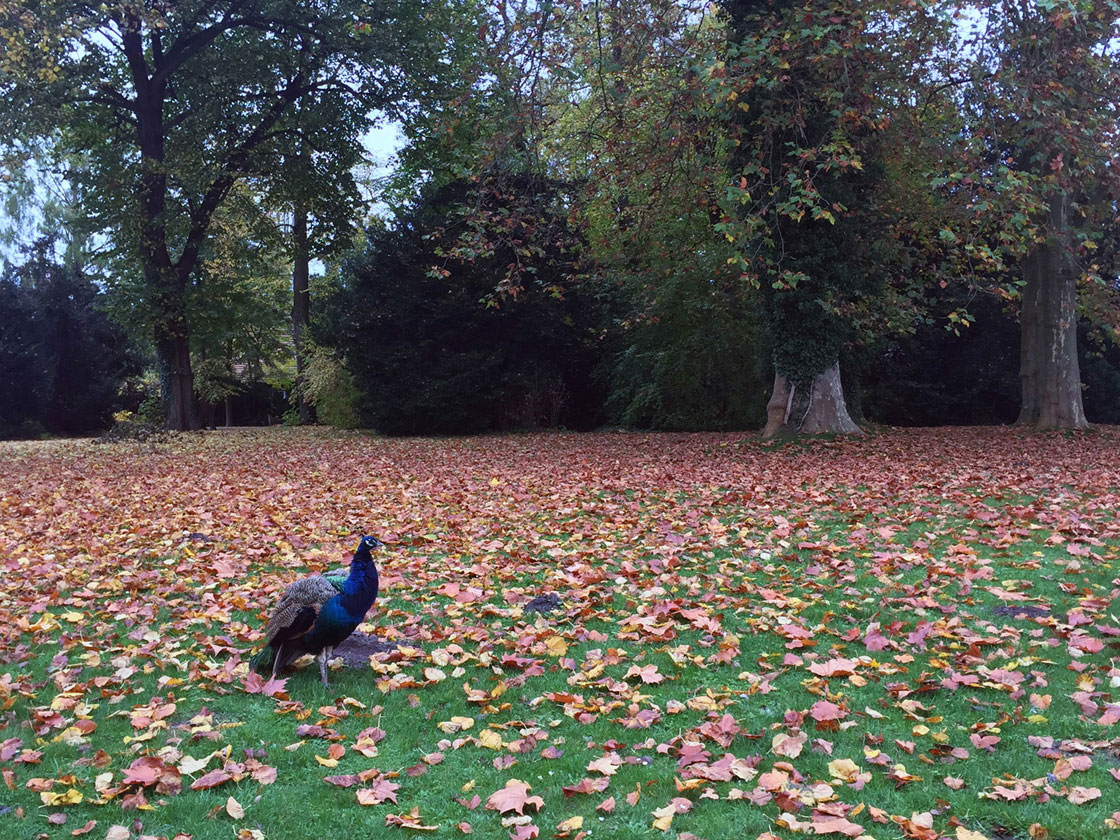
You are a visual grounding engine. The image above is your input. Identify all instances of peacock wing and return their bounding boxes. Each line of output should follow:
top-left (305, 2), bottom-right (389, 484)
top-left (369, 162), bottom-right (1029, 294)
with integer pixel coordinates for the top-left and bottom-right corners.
top-left (264, 576), bottom-right (340, 643)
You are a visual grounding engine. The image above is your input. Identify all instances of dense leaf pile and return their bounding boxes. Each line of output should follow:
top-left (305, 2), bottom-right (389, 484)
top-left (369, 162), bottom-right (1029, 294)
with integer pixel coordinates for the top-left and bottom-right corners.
top-left (0, 427), bottom-right (1117, 839)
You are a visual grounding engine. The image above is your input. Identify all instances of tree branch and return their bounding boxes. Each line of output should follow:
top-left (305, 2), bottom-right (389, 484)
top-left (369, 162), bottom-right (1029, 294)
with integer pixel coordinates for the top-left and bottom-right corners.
top-left (175, 73), bottom-right (308, 281)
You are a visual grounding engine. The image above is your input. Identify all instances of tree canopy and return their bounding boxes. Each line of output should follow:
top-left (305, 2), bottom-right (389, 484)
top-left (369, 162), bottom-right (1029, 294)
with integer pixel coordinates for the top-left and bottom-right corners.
top-left (1, 0), bottom-right (1118, 437)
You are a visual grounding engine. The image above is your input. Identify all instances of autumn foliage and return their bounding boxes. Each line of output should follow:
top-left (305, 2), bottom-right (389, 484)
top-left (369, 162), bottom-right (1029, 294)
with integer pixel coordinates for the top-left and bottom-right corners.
top-left (0, 427), bottom-right (1118, 839)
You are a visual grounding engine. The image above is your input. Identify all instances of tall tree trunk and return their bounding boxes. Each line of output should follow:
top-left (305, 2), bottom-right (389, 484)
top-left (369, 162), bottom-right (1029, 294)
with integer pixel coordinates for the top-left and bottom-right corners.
top-left (762, 361), bottom-right (862, 438)
top-left (291, 202), bottom-right (312, 424)
top-left (1017, 194), bottom-right (1087, 430)
top-left (156, 332), bottom-right (197, 431)
top-left (126, 25), bottom-right (200, 431)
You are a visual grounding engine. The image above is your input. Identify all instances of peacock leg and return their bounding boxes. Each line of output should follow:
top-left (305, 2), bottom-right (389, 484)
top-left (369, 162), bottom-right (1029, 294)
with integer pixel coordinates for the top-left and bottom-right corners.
top-left (271, 643), bottom-right (285, 680)
top-left (318, 649), bottom-right (329, 686)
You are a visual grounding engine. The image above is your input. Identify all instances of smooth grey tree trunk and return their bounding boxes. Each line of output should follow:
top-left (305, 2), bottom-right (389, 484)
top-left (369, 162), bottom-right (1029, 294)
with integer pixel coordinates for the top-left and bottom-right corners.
top-left (762, 361), bottom-right (862, 438)
top-left (291, 203), bottom-right (312, 424)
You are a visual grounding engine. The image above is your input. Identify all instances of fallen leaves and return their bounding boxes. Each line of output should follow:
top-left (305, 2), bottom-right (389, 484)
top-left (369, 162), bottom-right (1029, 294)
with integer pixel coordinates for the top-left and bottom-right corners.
top-left (2, 428), bottom-right (1120, 838)
top-left (485, 779), bottom-right (544, 816)
top-left (385, 806), bottom-right (439, 831)
top-left (226, 795), bottom-right (245, 819)
top-left (357, 778), bottom-right (401, 806)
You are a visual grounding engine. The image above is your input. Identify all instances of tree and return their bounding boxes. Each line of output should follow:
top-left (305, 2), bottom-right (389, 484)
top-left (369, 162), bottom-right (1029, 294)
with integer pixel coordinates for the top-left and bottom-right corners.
top-left (0, 267), bottom-right (47, 437)
top-left (714, 0), bottom-right (898, 437)
top-left (563, 4), bottom-right (770, 430)
top-left (188, 188), bottom-right (291, 426)
top-left (268, 93), bottom-right (389, 425)
top-left (329, 175), bottom-right (608, 435)
top-left (947, 1), bottom-right (1120, 429)
top-left (1, 0), bottom-right (438, 430)
top-left (0, 237), bottom-right (141, 437)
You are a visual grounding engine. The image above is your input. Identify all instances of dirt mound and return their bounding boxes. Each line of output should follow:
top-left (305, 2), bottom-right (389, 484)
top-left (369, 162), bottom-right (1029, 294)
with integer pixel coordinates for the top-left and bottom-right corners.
top-left (333, 632), bottom-right (398, 668)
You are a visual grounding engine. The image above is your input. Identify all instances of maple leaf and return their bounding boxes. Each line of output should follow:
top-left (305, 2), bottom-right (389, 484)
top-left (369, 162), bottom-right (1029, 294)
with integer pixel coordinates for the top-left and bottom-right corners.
top-left (811, 815), bottom-right (866, 837)
top-left (555, 816), bottom-right (583, 833)
top-left (561, 777), bottom-right (610, 797)
top-left (826, 758), bottom-right (860, 783)
top-left (970, 733), bottom-right (1000, 752)
top-left (357, 779), bottom-right (401, 805)
top-left (771, 731), bottom-right (807, 758)
top-left (1067, 786), bottom-right (1101, 805)
top-left (122, 756), bottom-right (164, 786)
top-left (587, 754), bottom-right (622, 776)
top-left (241, 671), bottom-right (289, 699)
top-left (485, 779), bottom-right (544, 815)
top-left (624, 664), bottom-right (665, 684)
top-left (808, 658), bottom-right (859, 678)
top-left (40, 788), bottom-right (83, 807)
top-left (891, 812), bottom-right (939, 840)
top-left (809, 700), bottom-right (846, 724)
top-left (226, 796), bottom-right (245, 819)
top-left (249, 763), bottom-right (277, 785)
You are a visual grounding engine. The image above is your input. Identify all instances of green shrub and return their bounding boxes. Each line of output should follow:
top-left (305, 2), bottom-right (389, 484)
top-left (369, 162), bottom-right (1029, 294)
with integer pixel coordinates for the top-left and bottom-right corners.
top-left (299, 343), bottom-right (362, 429)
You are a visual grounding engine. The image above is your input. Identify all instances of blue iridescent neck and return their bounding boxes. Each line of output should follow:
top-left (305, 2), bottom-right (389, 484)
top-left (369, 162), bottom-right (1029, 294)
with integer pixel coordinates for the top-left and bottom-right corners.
top-left (341, 550), bottom-right (379, 611)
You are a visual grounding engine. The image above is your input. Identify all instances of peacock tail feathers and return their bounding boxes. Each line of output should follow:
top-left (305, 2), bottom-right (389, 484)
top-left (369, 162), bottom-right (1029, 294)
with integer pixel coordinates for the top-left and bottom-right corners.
top-left (250, 575), bottom-right (346, 674)
top-left (249, 645), bottom-right (276, 673)
top-left (262, 576), bottom-right (340, 643)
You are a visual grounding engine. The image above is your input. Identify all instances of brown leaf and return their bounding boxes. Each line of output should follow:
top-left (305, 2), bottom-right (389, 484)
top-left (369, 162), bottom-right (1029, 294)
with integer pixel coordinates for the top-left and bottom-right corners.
top-left (485, 779), bottom-right (544, 815)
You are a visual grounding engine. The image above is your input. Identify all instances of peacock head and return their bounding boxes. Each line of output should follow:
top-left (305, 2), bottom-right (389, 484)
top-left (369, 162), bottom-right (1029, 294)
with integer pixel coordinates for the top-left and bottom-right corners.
top-left (356, 535), bottom-right (385, 556)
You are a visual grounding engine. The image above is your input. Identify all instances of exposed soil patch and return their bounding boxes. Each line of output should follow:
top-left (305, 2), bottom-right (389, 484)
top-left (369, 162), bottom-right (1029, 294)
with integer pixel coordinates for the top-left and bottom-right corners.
top-left (991, 604), bottom-right (1061, 621)
top-left (524, 593), bottom-right (562, 613)
top-left (333, 632), bottom-right (399, 668)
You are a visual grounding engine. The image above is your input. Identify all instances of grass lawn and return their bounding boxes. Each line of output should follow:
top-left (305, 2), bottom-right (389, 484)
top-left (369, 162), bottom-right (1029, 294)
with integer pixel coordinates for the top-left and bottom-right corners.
top-left (0, 426), bottom-right (1117, 840)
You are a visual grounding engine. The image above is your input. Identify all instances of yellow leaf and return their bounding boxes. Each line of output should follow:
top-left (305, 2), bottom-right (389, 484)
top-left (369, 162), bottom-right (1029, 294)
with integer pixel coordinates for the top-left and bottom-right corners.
top-left (478, 730), bottom-right (503, 750)
top-left (315, 754), bottom-right (339, 768)
top-left (557, 815), bottom-right (583, 832)
top-left (827, 758), bottom-right (860, 783)
top-left (956, 828), bottom-right (992, 840)
top-left (40, 788), bottom-right (83, 806)
top-left (651, 804), bottom-right (675, 832)
top-left (544, 636), bottom-right (568, 657)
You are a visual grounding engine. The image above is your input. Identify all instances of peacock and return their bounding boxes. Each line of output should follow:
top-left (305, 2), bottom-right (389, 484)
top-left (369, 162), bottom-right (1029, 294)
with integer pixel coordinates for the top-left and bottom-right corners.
top-left (249, 535), bottom-right (384, 686)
